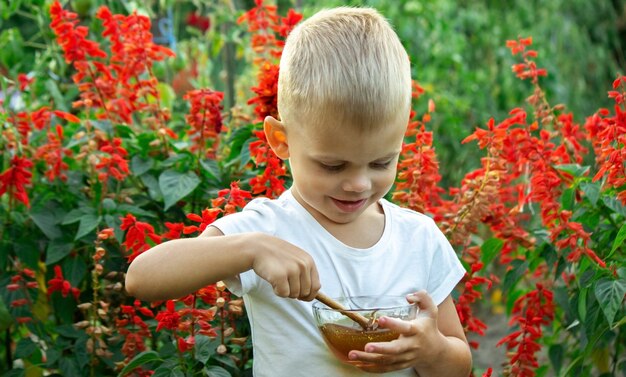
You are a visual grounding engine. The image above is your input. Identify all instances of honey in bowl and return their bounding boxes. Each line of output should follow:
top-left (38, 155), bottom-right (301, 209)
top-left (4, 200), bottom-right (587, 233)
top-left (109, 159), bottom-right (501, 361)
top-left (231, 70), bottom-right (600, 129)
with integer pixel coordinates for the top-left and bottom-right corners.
top-left (312, 295), bottom-right (418, 365)
top-left (319, 323), bottom-right (400, 363)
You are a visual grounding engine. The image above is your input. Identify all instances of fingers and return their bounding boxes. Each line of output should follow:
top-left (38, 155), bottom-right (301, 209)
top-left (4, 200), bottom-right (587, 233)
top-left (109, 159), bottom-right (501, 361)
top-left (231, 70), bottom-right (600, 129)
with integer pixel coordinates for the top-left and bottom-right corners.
top-left (269, 251), bottom-right (320, 300)
top-left (376, 316), bottom-right (418, 335)
top-left (406, 290), bottom-right (437, 319)
top-left (348, 346), bottom-right (415, 373)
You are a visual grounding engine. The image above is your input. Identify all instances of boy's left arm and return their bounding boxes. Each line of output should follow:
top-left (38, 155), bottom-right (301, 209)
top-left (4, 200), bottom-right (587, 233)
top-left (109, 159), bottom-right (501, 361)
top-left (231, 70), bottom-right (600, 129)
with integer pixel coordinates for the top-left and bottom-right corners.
top-left (349, 291), bottom-right (472, 376)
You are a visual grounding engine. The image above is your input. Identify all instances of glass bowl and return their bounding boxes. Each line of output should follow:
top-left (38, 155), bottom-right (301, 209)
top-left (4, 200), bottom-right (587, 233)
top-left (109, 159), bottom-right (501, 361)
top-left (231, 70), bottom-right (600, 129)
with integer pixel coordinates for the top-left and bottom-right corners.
top-left (312, 295), bottom-right (418, 365)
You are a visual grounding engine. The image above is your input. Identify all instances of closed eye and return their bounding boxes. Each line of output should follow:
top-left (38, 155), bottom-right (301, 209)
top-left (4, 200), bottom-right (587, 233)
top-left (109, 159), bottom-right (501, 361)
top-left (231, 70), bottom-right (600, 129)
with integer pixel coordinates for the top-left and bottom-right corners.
top-left (319, 163), bottom-right (345, 172)
top-left (370, 160), bottom-right (393, 169)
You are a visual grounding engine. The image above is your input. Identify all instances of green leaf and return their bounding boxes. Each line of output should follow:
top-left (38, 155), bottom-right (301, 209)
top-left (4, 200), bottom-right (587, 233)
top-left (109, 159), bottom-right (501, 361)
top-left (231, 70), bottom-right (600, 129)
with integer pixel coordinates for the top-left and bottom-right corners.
top-left (15, 338), bottom-right (37, 359)
top-left (577, 287), bottom-right (588, 322)
top-left (141, 174), bottom-right (163, 201)
top-left (602, 196), bottom-right (626, 217)
top-left (63, 257), bottom-right (87, 287)
top-left (549, 344), bottom-right (564, 373)
top-left (200, 158), bottom-right (220, 180)
top-left (502, 260), bottom-right (528, 292)
top-left (117, 204), bottom-right (157, 218)
top-left (62, 207), bottom-right (94, 225)
top-left (204, 365), bottom-right (232, 377)
top-left (195, 335), bottom-right (219, 364)
top-left (238, 138), bottom-right (253, 166)
top-left (92, 120), bottom-right (114, 135)
top-left (45, 239), bottom-right (73, 265)
top-left (554, 164), bottom-right (589, 177)
top-left (579, 181), bottom-right (600, 205)
top-left (594, 277), bottom-right (626, 326)
top-left (610, 222), bottom-right (626, 255)
top-left (118, 351), bottom-right (162, 376)
top-left (75, 213), bottom-right (102, 240)
top-left (227, 124), bottom-right (254, 162)
top-left (157, 83), bottom-right (176, 109)
top-left (4, 369), bottom-right (25, 377)
top-left (152, 366), bottom-right (185, 377)
top-left (159, 170), bottom-right (201, 210)
top-left (45, 80), bottom-right (68, 112)
top-left (30, 210), bottom-right (62, 239)
top-left (480, 238), bottom-right (503, 266)
top-left (115, 124), bottom-right (135, 138)
top-left (55, 324), bottom-right (82, 338)
top-left (102, 198), bottom-right (117, 212)
top-left (561, 187), bottom-right (575, 211)
top-left (45, 348), bottom-right (61, 367)
top-left (161, 153), bottom-right (191, 168)
top-left (0, 297), bottom-right (13, 331)
top-left (59, 357), bottom-right (81, 377)
top-left (131, 155), bottom-right (154, 176)
top-left (213, 354), bottom-right (238, 369)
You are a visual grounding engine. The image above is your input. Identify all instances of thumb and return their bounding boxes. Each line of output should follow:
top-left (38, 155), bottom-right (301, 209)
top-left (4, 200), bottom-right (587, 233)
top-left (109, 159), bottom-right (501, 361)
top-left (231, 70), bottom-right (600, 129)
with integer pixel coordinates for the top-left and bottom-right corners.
top-left (406, 290), bottom-right (437, 319)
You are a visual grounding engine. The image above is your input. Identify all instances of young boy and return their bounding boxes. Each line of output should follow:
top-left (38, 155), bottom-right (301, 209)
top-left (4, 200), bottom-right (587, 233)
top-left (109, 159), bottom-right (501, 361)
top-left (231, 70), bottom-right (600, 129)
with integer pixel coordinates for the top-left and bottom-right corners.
top-left (126, 7), bottom-right (472, 376)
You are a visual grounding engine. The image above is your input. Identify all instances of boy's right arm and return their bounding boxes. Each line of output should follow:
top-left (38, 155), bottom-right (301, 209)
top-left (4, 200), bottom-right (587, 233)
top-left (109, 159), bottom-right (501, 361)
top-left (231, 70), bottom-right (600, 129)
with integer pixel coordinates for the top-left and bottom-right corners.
top-left (125, 226), bottom-right (320, 302)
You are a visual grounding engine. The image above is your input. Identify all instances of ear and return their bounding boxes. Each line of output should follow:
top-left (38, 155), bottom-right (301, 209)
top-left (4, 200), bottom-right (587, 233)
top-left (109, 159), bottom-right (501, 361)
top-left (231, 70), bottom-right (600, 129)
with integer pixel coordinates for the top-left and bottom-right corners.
top-left (264, 116), bottom-right (290, 159)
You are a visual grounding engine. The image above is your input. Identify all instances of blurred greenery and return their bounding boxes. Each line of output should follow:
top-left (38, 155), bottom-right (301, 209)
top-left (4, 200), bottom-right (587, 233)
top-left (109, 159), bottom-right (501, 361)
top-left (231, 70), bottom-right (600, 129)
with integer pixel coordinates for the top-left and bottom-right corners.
top-left (1, 0), bottom-right (624, 186)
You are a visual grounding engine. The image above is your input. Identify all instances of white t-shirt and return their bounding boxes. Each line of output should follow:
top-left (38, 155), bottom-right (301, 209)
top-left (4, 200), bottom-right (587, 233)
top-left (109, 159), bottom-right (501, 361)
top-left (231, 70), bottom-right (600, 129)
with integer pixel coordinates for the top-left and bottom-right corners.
top-left (211, 189), bottom-right (465, 376)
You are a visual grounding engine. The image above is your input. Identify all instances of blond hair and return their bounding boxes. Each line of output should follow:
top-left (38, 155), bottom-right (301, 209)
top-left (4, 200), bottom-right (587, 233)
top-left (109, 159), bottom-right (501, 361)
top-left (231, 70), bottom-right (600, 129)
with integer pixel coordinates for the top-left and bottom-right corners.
top-left (278, 7), bottom-right (411, 132)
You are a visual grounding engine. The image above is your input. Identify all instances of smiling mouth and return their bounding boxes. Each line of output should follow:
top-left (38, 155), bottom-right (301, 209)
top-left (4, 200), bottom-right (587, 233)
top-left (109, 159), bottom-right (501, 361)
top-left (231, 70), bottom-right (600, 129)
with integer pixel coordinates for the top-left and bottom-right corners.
top-left (331, 198), bottom-right (367, 213)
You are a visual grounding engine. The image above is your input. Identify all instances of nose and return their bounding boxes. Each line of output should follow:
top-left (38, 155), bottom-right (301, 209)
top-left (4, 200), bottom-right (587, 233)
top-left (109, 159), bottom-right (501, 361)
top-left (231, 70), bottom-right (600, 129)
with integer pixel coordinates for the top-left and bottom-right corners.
top-left (342, 171), bottom-right (371, 193)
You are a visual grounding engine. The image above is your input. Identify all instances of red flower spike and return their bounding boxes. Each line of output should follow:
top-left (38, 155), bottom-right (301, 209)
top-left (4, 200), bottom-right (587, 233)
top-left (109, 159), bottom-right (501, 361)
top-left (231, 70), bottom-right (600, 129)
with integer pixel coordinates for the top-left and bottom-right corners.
top-left (47, 265), bottom-right (80, 300)
top-left (183, 88), bottom-right (225, 157)
top-left (95, 138), bottom-right (130, 182)
top-left (248, 130), bottom-right (288, 198)
top-left (0, 155), bottom-right (33, 207)
top-left (50, 1), bottom-right (107, 63)
top-left (248, 62), bottom-right (279, 121)
top-left (155, 300), bottom-right (181, 331)
top-left (120, 214), bottom-right (162, 261)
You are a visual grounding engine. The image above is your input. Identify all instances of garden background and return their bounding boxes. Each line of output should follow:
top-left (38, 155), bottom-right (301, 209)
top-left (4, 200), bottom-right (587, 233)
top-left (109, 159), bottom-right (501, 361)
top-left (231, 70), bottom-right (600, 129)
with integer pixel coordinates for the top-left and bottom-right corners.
top-left (0, 0), bottom-right (625, 376)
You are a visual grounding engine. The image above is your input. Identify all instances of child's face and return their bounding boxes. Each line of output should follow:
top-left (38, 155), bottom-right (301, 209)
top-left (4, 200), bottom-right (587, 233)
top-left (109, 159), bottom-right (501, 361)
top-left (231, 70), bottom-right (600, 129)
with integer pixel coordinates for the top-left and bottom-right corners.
top-left (286, 118), bottom-right (406, 225)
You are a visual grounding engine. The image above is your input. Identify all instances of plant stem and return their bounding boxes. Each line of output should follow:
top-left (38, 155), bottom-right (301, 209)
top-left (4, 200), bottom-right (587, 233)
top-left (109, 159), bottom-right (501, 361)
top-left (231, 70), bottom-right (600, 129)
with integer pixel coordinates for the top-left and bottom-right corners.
top-left (4, 328), bottom-right (12, 370)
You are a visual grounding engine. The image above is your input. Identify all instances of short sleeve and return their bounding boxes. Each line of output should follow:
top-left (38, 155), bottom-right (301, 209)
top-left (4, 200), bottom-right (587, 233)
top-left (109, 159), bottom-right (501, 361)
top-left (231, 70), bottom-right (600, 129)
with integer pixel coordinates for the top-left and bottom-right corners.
top-left (425, 223), bottom-right (466, 305)
top-left (210, 198), bottom-right (276, 296)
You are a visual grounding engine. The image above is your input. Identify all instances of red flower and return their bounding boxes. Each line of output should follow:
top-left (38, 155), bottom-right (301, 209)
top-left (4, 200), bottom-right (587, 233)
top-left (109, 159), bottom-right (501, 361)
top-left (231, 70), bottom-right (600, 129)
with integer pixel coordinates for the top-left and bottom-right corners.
top-left (185, 208), bottom-right (222, 234)
top-left (248, 130), bottom-right (288, 198)
top-left (393, 98), bottom-right (444, 214)
top-left (506, 37), bottom-right (547, 83)
top-left (183, 89), bottom-right (224, 158)
top-left (455, 260), bottom-right (492, 349)
top-left (248, 61), bottom-right (279, 121)
top-left (237, 0), bottom-right (278, 33)
top-left (34, 124), bottom-right (72, 182)
top-left (177, 335), bottom-right (195, 353)
top-left (186, 12), bottom-right (211, 32)
top-left (17, 73), bottom-right (34, 91)
top-left (47, 265), bottom-right (80, 300)
top-left (161, 222), bottom-right (185, 240)
top-left (278, 9), bottom-right (303, 37)
top-left (238, 0), bottom-right (301, 58)
top-left (120, 214), bottom-right (162, 261)
top-left (212, 181), bottom-right (252, 214)
top-left (95, 138), bottom-right (130, 182)
top-left (50, 0), bottom-right (107, 63)
top-left (0, 155), bottom-right (33, 207)
top-left (497, 284), bottom-right (554, 377)
top-left (155, 300), bottom-right (181, 331)
top-left (586, 75), bottom-right (626, 205)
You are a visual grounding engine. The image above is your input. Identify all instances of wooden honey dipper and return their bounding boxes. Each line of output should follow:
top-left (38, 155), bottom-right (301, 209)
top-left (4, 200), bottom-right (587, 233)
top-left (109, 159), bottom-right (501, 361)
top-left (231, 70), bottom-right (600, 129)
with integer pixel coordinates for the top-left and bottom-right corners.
top-left (315, 292), bottom-right (372, 330)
